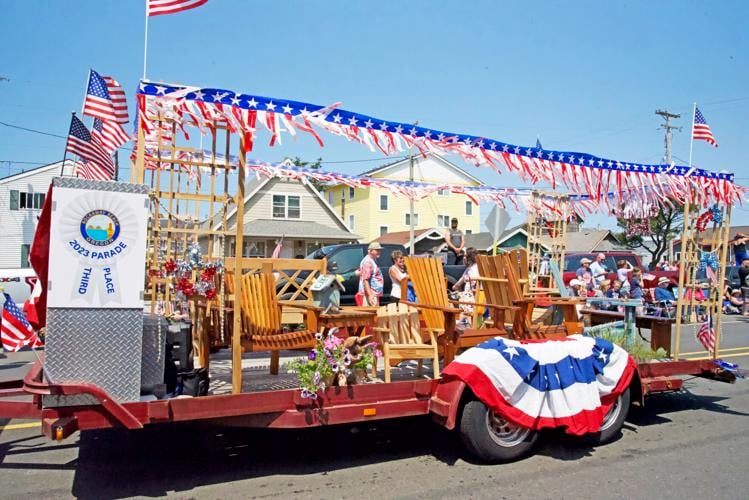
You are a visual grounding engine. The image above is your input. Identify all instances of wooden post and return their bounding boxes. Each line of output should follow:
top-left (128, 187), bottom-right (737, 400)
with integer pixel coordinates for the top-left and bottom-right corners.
top-left (712, 204), bottom-right (731, 358)
top-left (231, 136), bottom-right (247, 394)
top-left (673, 200), bottom-right (691, 359)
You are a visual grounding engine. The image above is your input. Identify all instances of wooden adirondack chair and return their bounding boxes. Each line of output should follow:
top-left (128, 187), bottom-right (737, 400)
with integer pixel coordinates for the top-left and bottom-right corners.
top-left (476, 253), bottom-right (583, 340)
top-left (404, 256), bottom-right (518, 365)
top-left (240, 271), bottom-right (321, 374)
top-left (373, 302), bottom-right (440, 383)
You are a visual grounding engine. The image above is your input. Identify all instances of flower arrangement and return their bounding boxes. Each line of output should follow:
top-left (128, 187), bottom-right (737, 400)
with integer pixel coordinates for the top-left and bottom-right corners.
top-left (287, 328), bottom-right (383, 399)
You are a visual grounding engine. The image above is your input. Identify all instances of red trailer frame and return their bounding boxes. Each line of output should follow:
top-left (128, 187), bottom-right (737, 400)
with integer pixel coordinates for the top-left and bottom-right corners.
top-left (0, 355), bottom-right (735, 442)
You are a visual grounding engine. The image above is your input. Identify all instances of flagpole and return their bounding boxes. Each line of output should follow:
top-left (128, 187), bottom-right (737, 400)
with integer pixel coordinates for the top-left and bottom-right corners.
top-left (143, 1), bottom-right (150, 80)
top-left (59, 111), bottom-right (75, 176)
top-left (687, 102), bottom-right (696, 169)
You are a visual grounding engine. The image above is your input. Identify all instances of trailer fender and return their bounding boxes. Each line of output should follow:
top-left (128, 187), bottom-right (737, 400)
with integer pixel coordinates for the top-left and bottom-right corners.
top-left (630, 366), bottom-right (644, 407)
top-left (429, 377), bottom-right (468, 430)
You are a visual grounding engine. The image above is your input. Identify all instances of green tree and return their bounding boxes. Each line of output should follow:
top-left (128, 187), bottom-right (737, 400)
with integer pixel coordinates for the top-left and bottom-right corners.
top-left (290, 156), bottom-right (325, 192)
top-left (615, 204), bottom-right (683, 270)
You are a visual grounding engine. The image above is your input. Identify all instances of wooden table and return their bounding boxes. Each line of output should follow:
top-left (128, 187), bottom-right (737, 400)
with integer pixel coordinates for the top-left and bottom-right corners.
top-left (317, 308), bottom-right (377, 337)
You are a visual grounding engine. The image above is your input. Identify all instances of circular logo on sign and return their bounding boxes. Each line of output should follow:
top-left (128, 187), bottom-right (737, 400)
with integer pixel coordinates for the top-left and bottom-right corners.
top-left (79, 210), bottom-right (121, 247)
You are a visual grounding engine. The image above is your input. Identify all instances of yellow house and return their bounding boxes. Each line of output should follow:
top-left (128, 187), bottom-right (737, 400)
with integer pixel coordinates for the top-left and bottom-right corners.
top-left (325, 153), bottom-right (482, 243)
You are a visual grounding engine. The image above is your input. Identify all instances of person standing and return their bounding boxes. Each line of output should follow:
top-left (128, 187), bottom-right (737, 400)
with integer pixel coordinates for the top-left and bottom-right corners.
top-left (732, 233), bottom-right (749, 266)
top-left (589, 253), bottom-right (608, 285)
top-left (444, 217), bottom-right (465, 265)
top-left (388, 250), bottom-right (408, 302)
top-left (576, 257), bottom-right (592, 278)
top-left (357, 242), bottom-right (384, 307)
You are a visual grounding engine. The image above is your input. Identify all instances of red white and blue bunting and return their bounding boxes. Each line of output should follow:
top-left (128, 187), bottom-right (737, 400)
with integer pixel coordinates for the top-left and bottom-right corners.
top-left (135, 80), bottom-right (745, 208)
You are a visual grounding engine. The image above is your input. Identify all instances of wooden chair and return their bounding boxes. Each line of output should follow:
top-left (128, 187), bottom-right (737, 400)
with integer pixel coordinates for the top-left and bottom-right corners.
top-left (373, 302), bottom-right (440, 383)
top-left (476, 254), bottom-right (583, 340)
top-left (240, 271), bottom-right (321, 374)
top-left (404, 256), bottom-right (518, 365)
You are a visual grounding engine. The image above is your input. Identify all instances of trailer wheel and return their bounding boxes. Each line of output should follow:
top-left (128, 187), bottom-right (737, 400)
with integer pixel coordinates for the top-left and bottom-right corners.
top-left (582, 387), bottom-right (631, 446)
top-left (459, 399), bottom-right (538, 463)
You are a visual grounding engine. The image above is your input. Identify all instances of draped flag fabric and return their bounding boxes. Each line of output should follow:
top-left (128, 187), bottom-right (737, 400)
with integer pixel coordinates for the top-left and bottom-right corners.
top-left (693, 107), bottom-right (718, 148)
top-left (147, 0), bottom-right (208, 16)
top-left (2, 293), bottom-right (41, 352)
top-left (66, 115), bottom-right (115, 180)
top-left (135, 81), bottom-right (744, 210)
top-left (441, 335), bottom-right (637, 435)
top-left (27, 186), bottom-right (52, 330)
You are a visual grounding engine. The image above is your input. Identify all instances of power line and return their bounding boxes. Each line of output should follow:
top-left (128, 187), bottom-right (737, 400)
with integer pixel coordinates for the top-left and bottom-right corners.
top-left (0, 120), bottom-right (67, 139)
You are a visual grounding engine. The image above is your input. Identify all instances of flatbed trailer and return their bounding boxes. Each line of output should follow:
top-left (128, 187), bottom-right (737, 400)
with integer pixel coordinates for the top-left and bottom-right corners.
top-left (0, 355), bottom-right (735, 462)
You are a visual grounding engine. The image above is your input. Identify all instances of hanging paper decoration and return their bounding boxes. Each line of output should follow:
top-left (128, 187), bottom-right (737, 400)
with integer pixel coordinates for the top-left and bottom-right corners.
top-left (158, 242), bottom-right (224, 300)
top-left (625, 219), bottom-right (652, 238)
top-left (135, 80), bottom-right (745, 209)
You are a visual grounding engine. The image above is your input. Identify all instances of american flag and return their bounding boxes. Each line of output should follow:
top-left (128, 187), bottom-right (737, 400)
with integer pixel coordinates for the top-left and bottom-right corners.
top-left (148, 0), bottom-right (208, 16)
top-left (2, 293), bottom-right (41, 352)
top-left (92, 118), bottom-right (130, 153)
top-left (696, 313), bottom-right (716, 353)
top-left (83, 70), bottom-right (129, 124)
top-left (66, 115), bottom-right (115, 180)
top-left (692, 107), bottom-right (718, 147)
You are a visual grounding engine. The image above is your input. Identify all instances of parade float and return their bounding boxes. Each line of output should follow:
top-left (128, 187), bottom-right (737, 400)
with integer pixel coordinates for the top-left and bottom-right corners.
top-left (0, 73), bottom-right (744, 464)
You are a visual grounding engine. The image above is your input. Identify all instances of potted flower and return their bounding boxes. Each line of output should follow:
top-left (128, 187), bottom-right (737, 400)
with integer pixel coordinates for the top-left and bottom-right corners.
top-left (288, 328), bottom-right (382, 399)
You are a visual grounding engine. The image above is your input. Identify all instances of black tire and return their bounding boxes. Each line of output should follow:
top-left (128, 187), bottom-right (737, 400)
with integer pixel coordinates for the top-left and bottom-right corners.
top-left (581, 387), bottom-right (631, 446)
top-left (459, 399), bottom-right (538, 463)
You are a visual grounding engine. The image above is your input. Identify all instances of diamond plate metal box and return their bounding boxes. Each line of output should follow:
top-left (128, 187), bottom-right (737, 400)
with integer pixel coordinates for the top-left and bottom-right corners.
top-left (44, 308), bottom-right (143, 406)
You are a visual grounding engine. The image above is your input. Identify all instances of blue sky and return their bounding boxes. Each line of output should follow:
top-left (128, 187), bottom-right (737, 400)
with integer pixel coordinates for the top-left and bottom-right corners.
top-left (1, 0), bottom-right (748, 228)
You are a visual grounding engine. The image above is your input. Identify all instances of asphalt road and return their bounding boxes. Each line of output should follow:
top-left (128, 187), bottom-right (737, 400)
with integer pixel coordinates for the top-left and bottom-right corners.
top-left (0, 319), bottom-right (747, 500)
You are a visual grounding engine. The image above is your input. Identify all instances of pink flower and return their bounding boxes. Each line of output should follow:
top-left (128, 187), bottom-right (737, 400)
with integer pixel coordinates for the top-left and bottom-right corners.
top-left (374, 349), bottom-right (383, 359)
top-left (324, 334), bottom-right (343, 351)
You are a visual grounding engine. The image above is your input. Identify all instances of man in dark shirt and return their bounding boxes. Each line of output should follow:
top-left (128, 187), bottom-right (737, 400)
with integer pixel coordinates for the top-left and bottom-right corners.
top-left (733, 233), bottom-right (749, 266)
top-left (739, 258), bottom-right (749, 316)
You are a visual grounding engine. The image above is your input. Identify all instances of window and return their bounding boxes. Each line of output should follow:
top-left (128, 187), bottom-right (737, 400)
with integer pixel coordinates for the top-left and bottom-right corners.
top-left (329, 247), bottom-right (364, 273)
top-left (437, 215), bottom-right (451, 227)
top-left (20, 244), bottom-right (30, 268)
top-left (327, 191), bottom-right (334, 205)
top-left (272, 194), bottom-right (301, 219)
top-left (466, 230), bottom-right (472, 235)
top-left (349, 187), bottom-right (355, 199)
top-left (244, 241), bottom-right (266, 257)
top-left (10, 190), bottom-right (44, 210)
top-left (348, 214), bottom-right (355, 230)
top-left (379, 226), bottom-right (388, 236)
top-left (438, 188), bottom-right (449, 196)
top-left (379, 194), bottom-right (389, 211)
top-left (405, 213), bottom-right (419, 226)
top-left (465, 201), bottom-right (473, 216)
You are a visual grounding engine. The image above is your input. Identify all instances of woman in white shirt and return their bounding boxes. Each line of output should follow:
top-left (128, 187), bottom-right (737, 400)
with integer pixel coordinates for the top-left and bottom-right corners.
top-left (388, 250), bottom-right (408, 302)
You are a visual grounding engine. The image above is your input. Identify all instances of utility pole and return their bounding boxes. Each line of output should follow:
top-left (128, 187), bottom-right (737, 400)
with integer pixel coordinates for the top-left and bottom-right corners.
top-left (655, 109), bottom-right (681, 164)
top-left (408, 121), bottom-right (419, 254)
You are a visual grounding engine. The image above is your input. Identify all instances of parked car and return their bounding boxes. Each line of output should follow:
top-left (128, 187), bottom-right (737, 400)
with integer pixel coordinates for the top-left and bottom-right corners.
top-left (307, 244), bottom-right (465, 304)
top-left (0, 268), bottom-right (38, 306)
top-left (562, 251), bottom-right (678, 288)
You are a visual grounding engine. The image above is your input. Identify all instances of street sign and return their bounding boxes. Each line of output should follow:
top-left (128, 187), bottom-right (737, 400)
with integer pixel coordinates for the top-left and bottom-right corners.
top-left (485, 205), bottom-right (510, 241)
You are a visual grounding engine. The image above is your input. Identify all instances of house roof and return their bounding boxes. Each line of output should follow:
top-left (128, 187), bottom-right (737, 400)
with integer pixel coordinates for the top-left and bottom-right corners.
top-left (241, 219), bottom-right (359, 240)
top-left (358, 153), bottom-right (484, 185)
top-left (214, 176), bottom-right (354, 237)
top-left (0, 160), bottom-right (74, 184)
top-left (464, 223), bottom-right (540, 252)
top-left (551, 229), bottom-right (623, 253)
top-left (374, 228), bottom-right (446, 247)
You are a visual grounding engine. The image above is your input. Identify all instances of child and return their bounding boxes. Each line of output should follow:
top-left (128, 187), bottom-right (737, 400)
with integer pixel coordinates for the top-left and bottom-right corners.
top-left (616, 259), bottom-right (633, 288)
top-left (629, 268), bottom-right (644, 299)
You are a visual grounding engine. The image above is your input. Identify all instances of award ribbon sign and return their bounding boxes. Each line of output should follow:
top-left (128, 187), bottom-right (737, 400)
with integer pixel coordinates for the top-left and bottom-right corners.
top-left (58, 192), bottom-right (139, 305)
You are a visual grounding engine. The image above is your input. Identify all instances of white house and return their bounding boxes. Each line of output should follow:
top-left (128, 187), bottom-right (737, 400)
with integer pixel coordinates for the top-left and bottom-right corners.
top-left (215, 176), bottom-right (359, 258)
top-left (0, 160), bottom-right (75, 268)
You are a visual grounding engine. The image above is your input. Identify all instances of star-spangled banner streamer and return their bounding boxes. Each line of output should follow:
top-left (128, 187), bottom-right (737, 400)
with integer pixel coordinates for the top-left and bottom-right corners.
top-left (138, 147), bottom-right (683, 219)
top-left (135, 80), bottom-right (744, 208)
